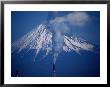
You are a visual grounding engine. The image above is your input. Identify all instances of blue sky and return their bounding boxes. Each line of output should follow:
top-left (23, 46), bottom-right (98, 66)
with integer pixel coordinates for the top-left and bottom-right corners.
top-left (11, 11), bottom-right (100, 77)
top-left (12, 11), bottom-right (100, 45)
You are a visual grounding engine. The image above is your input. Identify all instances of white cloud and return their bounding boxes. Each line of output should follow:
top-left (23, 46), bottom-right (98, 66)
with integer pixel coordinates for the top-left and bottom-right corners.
top-left (49, 12), bottom-right (90, 27)
top-left (50, 17), bottom-right (65, 24)
top-left (66, 12), bottom-right (89, 26)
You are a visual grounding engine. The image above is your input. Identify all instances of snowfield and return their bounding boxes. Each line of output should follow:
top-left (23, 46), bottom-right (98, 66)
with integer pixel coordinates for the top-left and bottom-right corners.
top-left (12, 24), bottom-right (94, 63)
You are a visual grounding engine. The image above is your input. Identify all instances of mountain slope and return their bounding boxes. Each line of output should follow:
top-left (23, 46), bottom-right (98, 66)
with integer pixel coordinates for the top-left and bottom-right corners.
top-left (12, 24), bottom-right (95, 63)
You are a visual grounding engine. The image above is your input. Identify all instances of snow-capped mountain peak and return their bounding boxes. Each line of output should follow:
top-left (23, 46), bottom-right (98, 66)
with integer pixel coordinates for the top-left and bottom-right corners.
top-left (12, 24), bottom-right (94, 63)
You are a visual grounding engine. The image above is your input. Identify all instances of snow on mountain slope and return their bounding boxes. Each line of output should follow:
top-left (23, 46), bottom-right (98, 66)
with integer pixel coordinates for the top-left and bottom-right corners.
top-left (12, 24), bottom-right (52, 56)
top-left (12, 24), bottom-right (94, 62)
top-left (63, 35), bottom-right (94, 53)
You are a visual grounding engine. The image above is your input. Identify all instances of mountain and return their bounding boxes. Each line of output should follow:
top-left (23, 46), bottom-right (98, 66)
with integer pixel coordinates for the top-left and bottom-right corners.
top-left (12, 24), bottom-right (95, 63)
